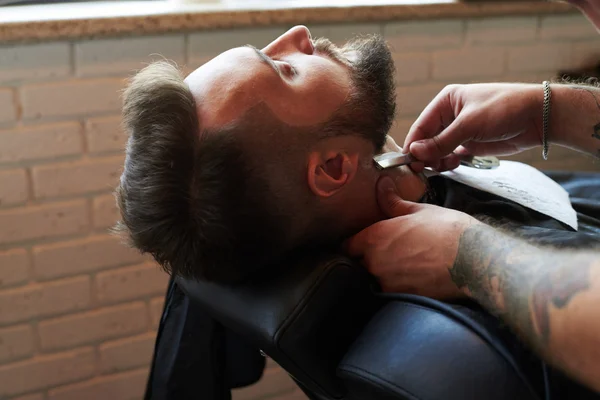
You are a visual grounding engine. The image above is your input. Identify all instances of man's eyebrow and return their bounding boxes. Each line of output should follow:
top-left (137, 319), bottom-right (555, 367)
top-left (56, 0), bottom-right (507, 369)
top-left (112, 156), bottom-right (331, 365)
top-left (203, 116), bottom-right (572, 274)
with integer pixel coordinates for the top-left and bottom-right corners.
top-left (244, 44), bottom-right (279, 74)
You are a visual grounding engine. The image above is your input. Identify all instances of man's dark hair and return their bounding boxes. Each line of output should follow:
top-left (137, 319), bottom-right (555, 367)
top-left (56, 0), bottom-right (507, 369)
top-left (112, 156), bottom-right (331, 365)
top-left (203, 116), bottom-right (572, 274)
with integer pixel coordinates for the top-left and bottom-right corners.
top-left (115, 61), bottom-right (290, 283)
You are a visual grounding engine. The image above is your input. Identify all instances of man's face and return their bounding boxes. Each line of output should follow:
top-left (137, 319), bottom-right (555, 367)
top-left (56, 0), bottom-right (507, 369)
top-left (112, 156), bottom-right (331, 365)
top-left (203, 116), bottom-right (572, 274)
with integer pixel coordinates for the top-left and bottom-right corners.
top-left (185, 25), bottom-right (395, 150)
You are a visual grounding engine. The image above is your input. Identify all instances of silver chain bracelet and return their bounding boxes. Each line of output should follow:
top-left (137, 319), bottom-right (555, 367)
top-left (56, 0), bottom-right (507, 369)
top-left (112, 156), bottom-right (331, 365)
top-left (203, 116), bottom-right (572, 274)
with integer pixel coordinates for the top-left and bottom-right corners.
top-left (542, 80), bottom-right (551, 160)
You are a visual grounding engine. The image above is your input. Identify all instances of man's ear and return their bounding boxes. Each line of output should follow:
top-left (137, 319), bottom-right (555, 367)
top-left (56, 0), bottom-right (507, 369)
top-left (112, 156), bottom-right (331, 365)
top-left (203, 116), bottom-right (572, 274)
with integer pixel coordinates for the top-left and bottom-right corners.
top-left (307, 150), bottom-right (359, 198)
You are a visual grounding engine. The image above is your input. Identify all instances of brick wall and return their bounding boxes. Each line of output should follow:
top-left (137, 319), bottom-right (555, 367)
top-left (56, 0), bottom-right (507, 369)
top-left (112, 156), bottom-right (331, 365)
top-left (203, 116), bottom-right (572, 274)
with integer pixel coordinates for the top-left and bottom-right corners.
top-left (0, 11), bottom-right (599, 400)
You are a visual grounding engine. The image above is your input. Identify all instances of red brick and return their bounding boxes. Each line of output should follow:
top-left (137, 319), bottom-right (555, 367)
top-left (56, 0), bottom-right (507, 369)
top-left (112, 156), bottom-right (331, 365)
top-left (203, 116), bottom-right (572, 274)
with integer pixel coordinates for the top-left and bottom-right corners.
top-left (0, 169), bottom-right (28, 206)
top-left (188, 28), bottom-right (285, 63)
top-left (86, 116), bottom-right (126, 153)
top-left (32, 156), bottom-right (123, 199)
top-left (266, 357), bottom-right (278, 368)
top-left (99, 332), bottom-right (156, 373)
top-left (0, 324), bottom-right (34, 363)
top-left (0, 88), bottom-right (16, 124)
top-left (389, 119), bottom-right (416, 145)
top-left (500, 72), bottom-right (555, 85)
top-left (504, 146), bottom-right (584, 166)
top-left (38, 302), bottom-right (148, 351)
top-left (465, 17), bottom-right (537, 44)
top-left (396, 83), bottom-right (448, 117)
top-left (75, 35), bottom-right (185, 77)
top-left (572, 38), bottom-right (600, 68)
top-left (0, 200), bottom-right (88, 245)
top-left (384, 20), bottom-right (463, 51)
top-left (12, 393), bottom-right (45, 400)
top-left (528, 153), bottom-right (599, 172)
top-left (95, 263), bottom-right (168, 305)
top-left (393, 52), bottom-right (430, 84)
top-left (0, 248), bottom-right (29, 288)
top-left (328, 23), bottom-right (381, 46)
top-left (0, 122), bottom-right (82, 164)
top-left (0, 347), bottom-right (94, 397)
top-left (539, 14), bottom-right (598, 41)
top-left (48, 367), bottom-right (147, 400)
top-left (21, 78), bottom-right (123, 120)
top-left (272, 389), bottom-right (309, 400)
top-left (92, 194), bottom-right (119, 230)
top-left (33, 235), bottom-right (146, 281)
top-left (0, 276), bottom-right (91, 325)
top-left (0, 42), bottom-right (70, 83)
top-left (432, 47), bottom-right (504, 80)
top-left (149, 296), bottom-right (165, 329)
top-left (508, 43), bottom-right (573, 73)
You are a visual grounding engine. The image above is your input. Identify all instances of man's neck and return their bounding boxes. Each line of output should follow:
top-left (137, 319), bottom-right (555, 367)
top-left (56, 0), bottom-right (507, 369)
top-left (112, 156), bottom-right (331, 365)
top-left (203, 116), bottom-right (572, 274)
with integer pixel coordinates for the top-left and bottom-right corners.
top-left (333, 164), bottom-right (427, 237)
top-left (311, 136), bottom-right (427, 240)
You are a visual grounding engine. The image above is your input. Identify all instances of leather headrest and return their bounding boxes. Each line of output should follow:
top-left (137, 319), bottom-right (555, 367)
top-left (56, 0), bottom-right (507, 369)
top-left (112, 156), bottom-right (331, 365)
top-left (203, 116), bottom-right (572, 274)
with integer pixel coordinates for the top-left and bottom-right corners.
top-left (176, 251), bottom-right (382, 398)
top-left (337, 297), bottom-right (543, 400)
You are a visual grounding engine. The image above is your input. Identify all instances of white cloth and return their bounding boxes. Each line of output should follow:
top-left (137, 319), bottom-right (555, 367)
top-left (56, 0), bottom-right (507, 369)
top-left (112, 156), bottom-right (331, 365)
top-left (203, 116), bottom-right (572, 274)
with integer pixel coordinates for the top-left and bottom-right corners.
top-left (425, 161), bottom-right (578, 231)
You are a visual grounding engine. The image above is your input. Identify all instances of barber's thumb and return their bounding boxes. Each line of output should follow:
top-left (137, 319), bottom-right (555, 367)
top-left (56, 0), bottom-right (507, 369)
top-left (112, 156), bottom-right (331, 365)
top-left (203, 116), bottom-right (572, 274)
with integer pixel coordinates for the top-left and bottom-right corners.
top-left (409, 127), bottom-right (463, 163)
top-left (377, 176), bottom-right (417, 218)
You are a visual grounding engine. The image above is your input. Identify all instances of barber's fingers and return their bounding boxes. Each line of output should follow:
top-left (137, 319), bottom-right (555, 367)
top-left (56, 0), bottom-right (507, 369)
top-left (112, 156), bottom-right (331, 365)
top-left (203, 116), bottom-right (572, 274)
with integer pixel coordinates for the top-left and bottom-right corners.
top-left (342, 235), bottom-right (360, 258)
top-left (453, 145), bottom-right (472, 157)
top-left (403, 86), bottom-right (460, 155)
top-left (377, 177), bottom-right (421, 218)
top-left (344, 224), bottom-right (380, 258)
top-left (407, 116), bottom-right (477, 163)
top-left (428, 152), bottom-right (461, 172)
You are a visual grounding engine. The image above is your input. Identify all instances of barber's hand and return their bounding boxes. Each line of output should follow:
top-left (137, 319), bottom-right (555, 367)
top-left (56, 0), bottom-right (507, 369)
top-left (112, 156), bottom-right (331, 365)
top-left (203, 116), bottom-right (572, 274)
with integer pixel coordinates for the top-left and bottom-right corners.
top-left (345, 176), bottom-right (481, 299)
top-left (405, 83), bottom-right (544, 172)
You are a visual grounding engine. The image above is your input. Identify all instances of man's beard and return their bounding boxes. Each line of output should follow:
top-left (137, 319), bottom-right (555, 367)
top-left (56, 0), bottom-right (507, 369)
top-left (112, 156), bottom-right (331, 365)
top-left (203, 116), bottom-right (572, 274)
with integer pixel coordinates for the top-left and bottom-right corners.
top-left (313, 35), bottom-right (396, 153)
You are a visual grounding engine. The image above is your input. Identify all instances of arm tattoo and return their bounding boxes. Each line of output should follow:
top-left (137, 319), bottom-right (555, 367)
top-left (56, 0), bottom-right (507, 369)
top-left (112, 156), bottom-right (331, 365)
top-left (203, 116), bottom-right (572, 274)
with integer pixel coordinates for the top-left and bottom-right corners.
top-left (530, 262), bottom-right (590, 342)
top-left (449, 224), bottom-right (592, 352)
top-left (573, 86), bottom-right (600, 157)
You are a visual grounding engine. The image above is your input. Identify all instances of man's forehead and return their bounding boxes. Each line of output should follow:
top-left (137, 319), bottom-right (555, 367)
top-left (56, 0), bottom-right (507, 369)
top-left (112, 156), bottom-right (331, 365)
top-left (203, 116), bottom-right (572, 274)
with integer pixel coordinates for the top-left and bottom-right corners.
top-left (183, 42), bottom-right (355, 132)
top-left (184, 47), bottom-right (263, 130)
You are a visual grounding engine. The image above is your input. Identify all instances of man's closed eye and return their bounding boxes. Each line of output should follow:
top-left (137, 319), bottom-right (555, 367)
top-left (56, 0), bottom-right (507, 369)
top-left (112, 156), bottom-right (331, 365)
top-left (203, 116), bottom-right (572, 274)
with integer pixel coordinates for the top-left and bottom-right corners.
top-left (246, 44), bottom-right (296, 78)
top-left (274, 60), bottom-right (296, 78)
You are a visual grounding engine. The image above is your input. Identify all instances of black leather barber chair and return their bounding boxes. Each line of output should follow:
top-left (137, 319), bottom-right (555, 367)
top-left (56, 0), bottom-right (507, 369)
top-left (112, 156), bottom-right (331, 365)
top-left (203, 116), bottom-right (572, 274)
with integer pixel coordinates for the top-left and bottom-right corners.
top-left (176, 250), bottom-right (553, 400)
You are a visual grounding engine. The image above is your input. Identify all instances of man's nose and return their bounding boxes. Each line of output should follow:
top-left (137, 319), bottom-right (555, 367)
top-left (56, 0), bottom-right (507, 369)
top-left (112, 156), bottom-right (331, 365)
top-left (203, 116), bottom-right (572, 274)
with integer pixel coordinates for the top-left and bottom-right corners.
top-left (263, 25), bottom-right (314, 57)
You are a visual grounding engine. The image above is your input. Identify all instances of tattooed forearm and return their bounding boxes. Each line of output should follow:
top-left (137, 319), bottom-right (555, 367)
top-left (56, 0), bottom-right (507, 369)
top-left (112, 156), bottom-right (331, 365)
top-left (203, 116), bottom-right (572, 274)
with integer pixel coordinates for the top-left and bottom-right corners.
top-left (530, 263), bottom-right (591, 342)
top-left (448, 224), bottom-right (600, 391)
top-left (449, 224), bottom-right (593, 352)
top-left (571, 86), bottom-right (600, 157)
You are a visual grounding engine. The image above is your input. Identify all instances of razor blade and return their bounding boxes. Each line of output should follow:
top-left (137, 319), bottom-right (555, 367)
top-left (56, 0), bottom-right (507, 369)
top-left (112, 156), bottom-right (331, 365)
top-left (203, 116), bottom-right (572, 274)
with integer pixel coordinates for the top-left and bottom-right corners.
top-left (374, 152), bottom-right (501, 170)
top-left (373, 152), bottom-right (417, 170)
